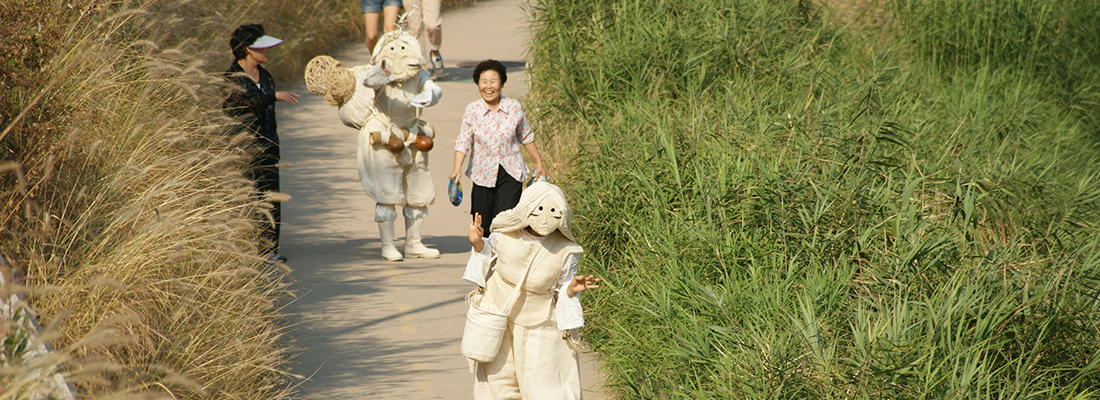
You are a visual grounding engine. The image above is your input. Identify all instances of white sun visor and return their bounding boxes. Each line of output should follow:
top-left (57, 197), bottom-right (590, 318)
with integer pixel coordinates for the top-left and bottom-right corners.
top-left (249, 35), bottom-right (283, 49)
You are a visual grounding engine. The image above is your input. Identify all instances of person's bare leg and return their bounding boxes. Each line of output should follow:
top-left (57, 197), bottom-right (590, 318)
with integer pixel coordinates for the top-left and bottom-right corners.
top-left (364, 12), bottom-right (382, 55)
top-left (382, 6), bottom-right (400, 33)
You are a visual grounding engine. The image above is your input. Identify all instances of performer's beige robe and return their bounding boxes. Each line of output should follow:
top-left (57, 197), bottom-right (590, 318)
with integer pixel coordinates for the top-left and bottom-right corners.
top-left (356, 66), bottom-right (441, 206)
top-left (463, 230), bottom-right (586, 399)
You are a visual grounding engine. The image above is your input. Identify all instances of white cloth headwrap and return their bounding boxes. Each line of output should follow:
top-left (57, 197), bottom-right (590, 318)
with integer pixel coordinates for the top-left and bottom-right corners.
top-left (489, 182), bottom-right (575, 242)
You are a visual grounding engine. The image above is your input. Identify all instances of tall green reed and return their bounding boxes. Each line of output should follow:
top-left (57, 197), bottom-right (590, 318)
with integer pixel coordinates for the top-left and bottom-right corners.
top-left (893, 0), bottom-right (1100, 134)
top-left (528, 0), bottom-right (1100, 397)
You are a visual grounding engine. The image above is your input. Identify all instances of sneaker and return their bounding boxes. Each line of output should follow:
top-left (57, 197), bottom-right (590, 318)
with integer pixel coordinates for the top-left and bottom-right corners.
top-left (430, 53), bottom-right (444, 77)
top-left (264, 253), bottom-right (288, 264)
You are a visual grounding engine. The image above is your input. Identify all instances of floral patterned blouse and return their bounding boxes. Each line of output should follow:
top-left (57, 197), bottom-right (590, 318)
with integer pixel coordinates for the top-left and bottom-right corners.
top-left (454, 96), bottom-right (534, 187)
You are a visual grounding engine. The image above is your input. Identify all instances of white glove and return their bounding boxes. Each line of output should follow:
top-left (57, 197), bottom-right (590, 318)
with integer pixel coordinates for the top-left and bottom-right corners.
top-left (410, 91), bottom-right (433, 107)
top-left (410, 79), bottom-right (443, 108)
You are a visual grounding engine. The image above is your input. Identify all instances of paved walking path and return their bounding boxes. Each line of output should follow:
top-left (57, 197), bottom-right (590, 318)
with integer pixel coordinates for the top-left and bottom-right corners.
top-left (277, 0), bottom-right (608, 398)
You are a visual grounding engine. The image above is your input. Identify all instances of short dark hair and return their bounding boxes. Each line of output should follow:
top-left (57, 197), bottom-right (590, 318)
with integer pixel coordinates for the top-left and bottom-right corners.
top-left (230, 24), bottom-right (265, 60)
top-left (473, 59), bottom-right (507, 85)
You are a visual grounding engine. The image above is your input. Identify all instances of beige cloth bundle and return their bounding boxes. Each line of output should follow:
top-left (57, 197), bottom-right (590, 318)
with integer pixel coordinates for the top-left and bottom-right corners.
top-left (338, 65), bottom-right (375, 130)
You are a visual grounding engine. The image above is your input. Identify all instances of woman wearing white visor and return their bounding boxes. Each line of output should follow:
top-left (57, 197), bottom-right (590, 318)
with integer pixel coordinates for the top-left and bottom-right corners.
top-left (224, 24), bottom-right (299, 264)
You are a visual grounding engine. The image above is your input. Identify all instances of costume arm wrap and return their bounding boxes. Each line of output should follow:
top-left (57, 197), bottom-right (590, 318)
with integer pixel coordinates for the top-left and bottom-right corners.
top-left (461, 233), bottom-right (497, 287)
top-left (362, 61), bottom-right (394, 89)
top-left (554, 253), bottom-right (585, 331)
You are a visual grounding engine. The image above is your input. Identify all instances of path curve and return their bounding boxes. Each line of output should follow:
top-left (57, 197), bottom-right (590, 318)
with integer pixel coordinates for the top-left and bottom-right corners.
top-left (277, 0), bottom-right (608, 398)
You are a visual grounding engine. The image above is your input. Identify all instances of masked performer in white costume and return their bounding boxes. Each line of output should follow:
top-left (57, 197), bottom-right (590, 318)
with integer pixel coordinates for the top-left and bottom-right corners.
top-left (462, 182), bottom-right (600, 399)
top-left (305, 21), bottom-right (442, 261)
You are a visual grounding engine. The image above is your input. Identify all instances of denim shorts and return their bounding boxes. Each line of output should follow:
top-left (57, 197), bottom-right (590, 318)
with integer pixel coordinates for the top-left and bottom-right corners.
top-left (362, 0), bottom-right (402, 13)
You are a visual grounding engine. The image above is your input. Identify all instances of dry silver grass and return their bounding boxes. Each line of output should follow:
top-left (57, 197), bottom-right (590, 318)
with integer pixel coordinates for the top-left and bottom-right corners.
top-left (3, 3), bottom-right (298, 399)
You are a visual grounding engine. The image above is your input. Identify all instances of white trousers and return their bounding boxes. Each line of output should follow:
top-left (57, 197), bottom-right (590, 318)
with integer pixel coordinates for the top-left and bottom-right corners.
top-left (474, 319), bottom-right (581, 400)
top-left (356, 120), bottom-right (435, 207)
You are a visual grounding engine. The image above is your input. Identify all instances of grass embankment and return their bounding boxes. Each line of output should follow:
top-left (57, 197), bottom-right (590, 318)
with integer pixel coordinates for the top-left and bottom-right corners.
top-left (528, 0), bottom-right (1100, 397)
top-left (1, 0), bottom-right (467, 398)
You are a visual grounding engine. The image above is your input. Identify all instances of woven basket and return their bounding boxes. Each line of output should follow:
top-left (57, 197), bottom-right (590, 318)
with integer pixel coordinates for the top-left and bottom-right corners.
top-left (304, 55), bottom-right (340, 95)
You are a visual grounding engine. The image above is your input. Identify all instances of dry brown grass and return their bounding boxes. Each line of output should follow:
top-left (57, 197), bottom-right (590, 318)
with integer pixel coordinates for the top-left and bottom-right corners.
top-left (0, 0), bottom-right (399, 397)
top-left (2, 3), bottom-right (297, 395)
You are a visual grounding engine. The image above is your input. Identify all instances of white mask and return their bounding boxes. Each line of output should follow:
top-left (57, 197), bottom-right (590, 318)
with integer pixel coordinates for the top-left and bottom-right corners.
top-left (527, 196), bottom-right (563, 237)
top-left (371, 30), bottom-right (423, 83)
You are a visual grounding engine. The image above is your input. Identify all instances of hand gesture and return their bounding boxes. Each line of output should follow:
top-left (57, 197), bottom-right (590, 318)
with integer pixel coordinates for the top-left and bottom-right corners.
top-left (469, 213), bottom-right (484, 249)
top-left (276, 91), bottom-right (299, 105)
top-left (567, 275), bottom-right (600, 297)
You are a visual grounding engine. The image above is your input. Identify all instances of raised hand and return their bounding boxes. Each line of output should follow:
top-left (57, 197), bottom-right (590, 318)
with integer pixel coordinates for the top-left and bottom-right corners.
top-left (567, 275), bottom-right (600, 297)
top-left (470, 213), bottom-right (485, 252)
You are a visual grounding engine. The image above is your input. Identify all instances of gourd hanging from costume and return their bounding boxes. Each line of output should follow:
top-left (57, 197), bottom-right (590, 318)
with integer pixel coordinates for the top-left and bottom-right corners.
top-left (303, 17), bottom-right (442, 261)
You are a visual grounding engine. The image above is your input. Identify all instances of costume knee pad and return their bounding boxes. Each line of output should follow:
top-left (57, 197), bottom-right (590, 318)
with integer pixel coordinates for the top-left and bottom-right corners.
top-left (375, 204), bottom-right (398, 222)
top-left (403, 205), bottom-right (428, 220)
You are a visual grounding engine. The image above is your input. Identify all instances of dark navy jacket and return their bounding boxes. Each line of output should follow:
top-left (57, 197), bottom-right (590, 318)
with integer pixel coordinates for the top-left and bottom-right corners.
top-left (224, 61), bottom-right (279, 165)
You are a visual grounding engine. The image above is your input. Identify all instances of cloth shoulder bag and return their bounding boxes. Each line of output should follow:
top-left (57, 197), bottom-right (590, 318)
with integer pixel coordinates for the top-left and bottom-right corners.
top-left (461, 246), bottom-right (549, 363)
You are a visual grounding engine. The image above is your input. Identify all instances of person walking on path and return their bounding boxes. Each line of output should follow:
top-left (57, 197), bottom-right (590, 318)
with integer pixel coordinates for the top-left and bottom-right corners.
top-left (450, 60), bottom-right (546, 237)
top-left (358, 27), bottom-right (444, 261)
top-left (405, 0), bottom-right (445, 77)
top-left (462, 182), bottom-right (600, 399)
top-left (279, 0), bottom-right (610, 396)
top-left (363, 0), bottom-right (402, 56)
top-left (223, 23), bottom-right (299, 263)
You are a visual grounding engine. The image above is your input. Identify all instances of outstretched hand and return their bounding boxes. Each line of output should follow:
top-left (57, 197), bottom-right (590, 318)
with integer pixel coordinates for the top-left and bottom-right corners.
top-left (277, 91), bottom-right (299, 105)
top-left (567, 275), bottom-right (600, 297)
top-left (469, 213), bottom-right (484, 252)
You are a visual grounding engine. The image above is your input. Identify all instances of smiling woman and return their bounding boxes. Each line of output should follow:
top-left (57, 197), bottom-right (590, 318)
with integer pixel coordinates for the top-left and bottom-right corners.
top-left (450, 59), bottom-right (547, 237)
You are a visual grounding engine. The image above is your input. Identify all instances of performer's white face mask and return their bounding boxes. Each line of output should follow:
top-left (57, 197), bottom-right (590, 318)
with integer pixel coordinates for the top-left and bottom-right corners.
top-left (372, 31), bottom-right (423, 83)
top-left (528, 196), bottom-right (564, 237)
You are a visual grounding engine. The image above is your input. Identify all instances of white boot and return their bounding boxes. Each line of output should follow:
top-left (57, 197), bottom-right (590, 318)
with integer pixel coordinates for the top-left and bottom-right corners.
top-left (404, 216), bottom-right (440, 259)
top-left (379, 220), bottom-right (404, 261)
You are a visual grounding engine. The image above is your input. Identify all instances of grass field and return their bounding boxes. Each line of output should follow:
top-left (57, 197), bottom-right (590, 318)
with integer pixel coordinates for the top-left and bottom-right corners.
top-left (526, 0), bottom-right (1100, 397)
top-left (5, 0), bottom-right (1100, 398)
top-left (1, 0), bottom-right (469, 398)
